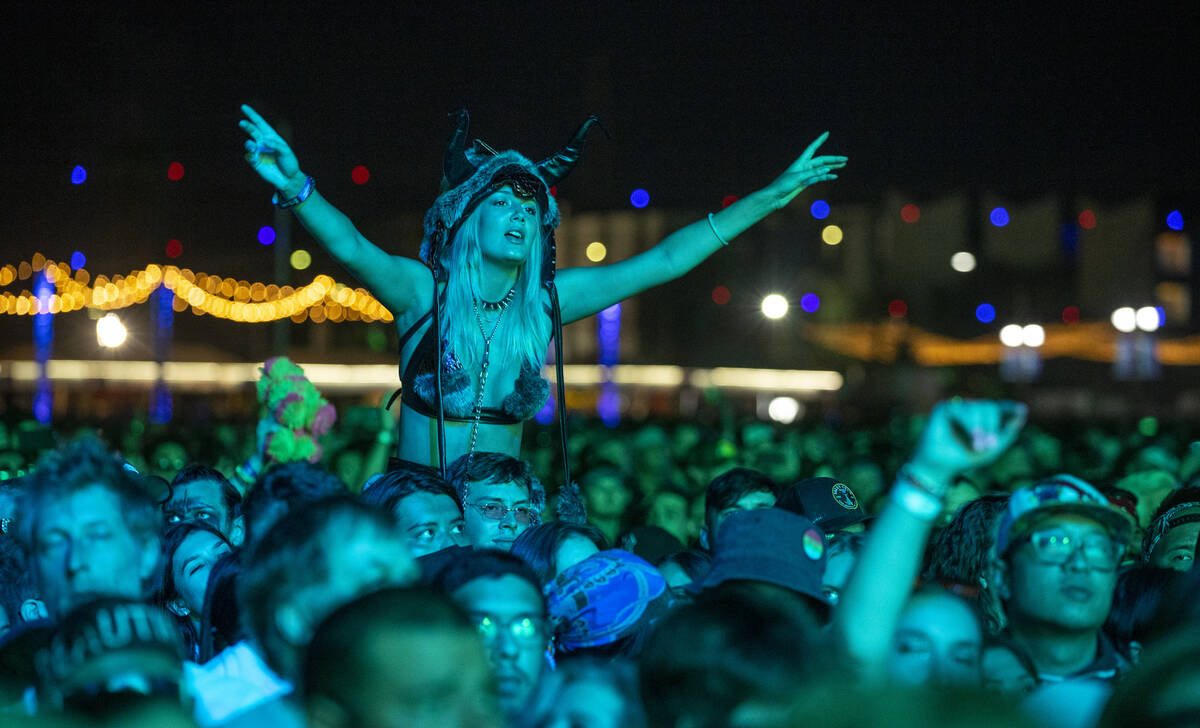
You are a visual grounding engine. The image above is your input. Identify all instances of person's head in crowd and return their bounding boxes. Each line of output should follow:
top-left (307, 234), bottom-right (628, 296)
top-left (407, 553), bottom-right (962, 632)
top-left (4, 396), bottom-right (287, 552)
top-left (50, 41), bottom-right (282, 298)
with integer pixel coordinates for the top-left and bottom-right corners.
top-left (435, 550), bottom-right (548, 723)
top-left (1104, 565), bottom-right (1182, 663)
top-left (1114, 468), bottom-right (1177, 533)
top-left (240, 461), bottom-right (346, 554)
top-left (821, 531), bottom-right (863, 606)
top-left (639, 588), bottom-right (824, 728)
top-left (776, 476), bottom-right (868, 541)
top-left (147, 440), bottom-right (188, 482)
top-left (449, 452), bottom-right (545, 551)
top-left (240, 496), bottom-right (417, 681)
top-left (655, 549), bottom-right (713, 603)
top-left (578, 466), bottom-right (633, 541)
top-left (304, 587), bottom-right (499, 728)
top-left (693, 508), bottom-right (831, 624)
top-left (1142, 486), bottom-right (1200, 570)
top-left (35, 597), bottom-right (186, 716)
top-left (642, 486), bottom-right (693, 546)
top-left (886, 587), bottom-right (983, 688)
top-left (361, 464), bottom-right (467, 558)
top-left (980, 636), bottom-right (1038, 695)
top-left (991, 475), bottom-right (1134, 680)
top-left (525, 657), bottom-right (645, 728)
top-left (511, 521), bottom-right (608, 586)
top-left (156, 521), bottom-right (234, 656)
top-left (700, 468), bottom-right (777, 550)
top-left (17, 437), bottom-right (161, 619)
top-left (1, 536), bottom-right (46, 640)
top-left (162, 463), bottom-right (244, 546)
top-left (925, 494), bottom-right (1009, 634)
top-left (546, 550), bottom-right (669, 660)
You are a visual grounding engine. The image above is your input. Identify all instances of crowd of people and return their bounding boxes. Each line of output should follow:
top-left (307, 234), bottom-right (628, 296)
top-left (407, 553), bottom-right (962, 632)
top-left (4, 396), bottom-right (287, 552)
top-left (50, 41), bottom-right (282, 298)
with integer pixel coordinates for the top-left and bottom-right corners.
top-left (2, 398), bottom-right (1200, 727)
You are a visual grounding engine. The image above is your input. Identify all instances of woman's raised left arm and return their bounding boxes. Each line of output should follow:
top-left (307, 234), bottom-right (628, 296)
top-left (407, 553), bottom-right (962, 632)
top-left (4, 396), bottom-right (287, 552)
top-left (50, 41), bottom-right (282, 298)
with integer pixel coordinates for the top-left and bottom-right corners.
top-left (555, 132), bottom-right (846, 324)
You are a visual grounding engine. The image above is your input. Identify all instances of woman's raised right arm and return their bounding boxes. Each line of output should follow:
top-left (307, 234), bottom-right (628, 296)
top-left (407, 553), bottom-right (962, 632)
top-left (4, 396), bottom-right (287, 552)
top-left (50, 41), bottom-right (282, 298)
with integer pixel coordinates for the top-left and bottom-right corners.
top-left (239, 105), bottom-right (428, 315)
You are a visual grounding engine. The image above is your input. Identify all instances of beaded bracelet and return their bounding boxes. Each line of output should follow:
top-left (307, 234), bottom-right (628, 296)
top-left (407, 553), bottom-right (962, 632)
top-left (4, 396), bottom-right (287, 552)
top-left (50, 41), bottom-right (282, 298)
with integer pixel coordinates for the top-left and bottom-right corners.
top-left (273, 176), bottom-right (316, 209)
top-left (707, 213), bottom-right (731, 246)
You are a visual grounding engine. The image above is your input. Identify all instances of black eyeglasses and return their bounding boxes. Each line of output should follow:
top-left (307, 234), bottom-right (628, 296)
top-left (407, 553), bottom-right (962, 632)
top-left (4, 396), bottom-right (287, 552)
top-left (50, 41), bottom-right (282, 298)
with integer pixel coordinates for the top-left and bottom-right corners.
top-left (467, 501), bottom-right (537, 524)
top-left (1022, 528), bottom-right (1122, 570)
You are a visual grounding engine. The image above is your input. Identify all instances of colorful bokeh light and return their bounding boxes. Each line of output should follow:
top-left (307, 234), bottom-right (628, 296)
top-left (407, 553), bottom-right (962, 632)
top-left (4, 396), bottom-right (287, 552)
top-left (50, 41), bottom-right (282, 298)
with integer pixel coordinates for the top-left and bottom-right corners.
top-left (810, 200), bottom-right (830, 219)
top-left (711, 285), bottom-right (731, 305)
top-left (1078, 210), bottom-right (1096, 229)
top-left (70, 166), bottom-right (87, 185)
top-left (901, 204), bottom-right (920, 223)
top-left (800, 293), bottom-right (820, 313)
top-left (1062, 305), bottom-right (1080, 324)
top-left (290, 249), bottom-right (312, 270)
top-left (258, 226), bottom-right (276, 245)
top-left (821, 225), bottom-right (843, 245)
top-left (630, 189), bottom-right (650, 208)
top-left (167, 162), bottom-right (185, 181)
top-left (990, 207), bottom-right (1010, 227)
top-left (70, 251), bottom-right (86, 270)
top-left (888, 299), bottom-right (907, 318)
top-left (351, 165), bottom-right (370, 185)
top-left (721, 195), bottom-right (738, 208)
top-left (1167, 210), bottom-right (1184, 231)
top-left (165, 239), bottom-right (183, 259)
top-left (975, 303), bottom-right (996, 323)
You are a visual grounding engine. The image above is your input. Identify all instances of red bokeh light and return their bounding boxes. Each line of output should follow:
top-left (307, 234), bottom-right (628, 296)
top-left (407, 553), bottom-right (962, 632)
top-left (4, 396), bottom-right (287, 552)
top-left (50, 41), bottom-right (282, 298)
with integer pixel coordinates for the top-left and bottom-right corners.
top-left (167, 162), bottom-right (185, 181)
top-left (1062, 305), bottom-right (1080, 324)
top-left (721, 195), bottom-right (739, 209)
top-left (901, 204), bottom-right (920, 223)
top-left (549, 185), bottom-right (558, 198)
top-left (888, 299), bottom-right (907, 318)
top-left (351, 165), bottom-right (370, 185)
top-left (1078, 210), bottom-right (1096, 229)
top-left (165, 239), bottom-right (183, 259)
top-left (711, 285), bottom-right (731, 305)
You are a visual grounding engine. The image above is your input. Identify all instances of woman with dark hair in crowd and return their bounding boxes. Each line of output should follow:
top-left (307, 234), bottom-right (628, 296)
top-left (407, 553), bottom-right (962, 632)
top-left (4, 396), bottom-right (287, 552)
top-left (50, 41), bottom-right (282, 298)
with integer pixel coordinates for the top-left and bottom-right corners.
top-left (511, 521), bottom-right (609, 586)
top-left (156, 521), bottom-right (235, 661)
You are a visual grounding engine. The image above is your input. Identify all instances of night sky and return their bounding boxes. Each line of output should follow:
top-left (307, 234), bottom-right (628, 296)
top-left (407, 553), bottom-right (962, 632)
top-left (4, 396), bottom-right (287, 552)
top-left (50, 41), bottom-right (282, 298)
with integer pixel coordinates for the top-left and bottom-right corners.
top-left (2, 2), bottom-right (1198, 316)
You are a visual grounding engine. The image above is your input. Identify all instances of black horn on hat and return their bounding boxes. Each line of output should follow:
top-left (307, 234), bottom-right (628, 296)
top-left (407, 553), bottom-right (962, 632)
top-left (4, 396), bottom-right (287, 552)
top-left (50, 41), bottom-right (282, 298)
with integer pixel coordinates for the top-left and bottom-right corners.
top-left (536, 116), bottom-right (608, 185)
top-left (441, 108), bottom-right (477, 189)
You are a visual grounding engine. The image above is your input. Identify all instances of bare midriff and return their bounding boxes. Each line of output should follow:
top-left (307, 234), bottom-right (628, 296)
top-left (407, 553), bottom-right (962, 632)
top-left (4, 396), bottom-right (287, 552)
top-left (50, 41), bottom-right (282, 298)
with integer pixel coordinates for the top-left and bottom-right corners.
top-left (396, 403), bottom-right (524, 469)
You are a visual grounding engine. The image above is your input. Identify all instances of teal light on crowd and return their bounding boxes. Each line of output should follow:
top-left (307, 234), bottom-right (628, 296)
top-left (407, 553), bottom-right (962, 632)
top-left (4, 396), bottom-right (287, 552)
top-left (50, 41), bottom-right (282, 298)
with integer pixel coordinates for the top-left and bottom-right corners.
top-left (990, 208), bottom-right (1010, 227)
top-left (630, 189), bottom-right (649, 208)
top-left (70, 251), bottom-right (86, 269)
top-left (810, 200), bottom-right (830, 219)
top-left (70, 166), bottom-right (87, 184)
top-left (975, 303), bottom-right (996, 323)
top-left (1167, 210), bottom-right (1184, 231)
top-left (258, 226), bottom-right (276, 245)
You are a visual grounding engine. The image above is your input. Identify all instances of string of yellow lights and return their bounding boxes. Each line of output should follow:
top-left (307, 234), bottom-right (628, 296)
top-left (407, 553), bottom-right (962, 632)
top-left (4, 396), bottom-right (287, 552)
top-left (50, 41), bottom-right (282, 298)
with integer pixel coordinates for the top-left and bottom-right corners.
top-left (0, 254), bottom-right (394, 324)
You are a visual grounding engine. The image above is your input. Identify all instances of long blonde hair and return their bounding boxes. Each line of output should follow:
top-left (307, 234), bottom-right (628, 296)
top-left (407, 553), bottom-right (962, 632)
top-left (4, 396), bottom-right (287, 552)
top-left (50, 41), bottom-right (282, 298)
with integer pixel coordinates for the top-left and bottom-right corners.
top-left (437, 210), bottom-right (551, 375)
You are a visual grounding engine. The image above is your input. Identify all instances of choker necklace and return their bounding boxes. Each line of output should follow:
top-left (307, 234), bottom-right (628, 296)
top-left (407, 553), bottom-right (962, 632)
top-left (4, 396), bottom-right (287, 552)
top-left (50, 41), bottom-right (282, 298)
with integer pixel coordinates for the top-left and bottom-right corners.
top-left (480, 287), bottom-right (517, 312)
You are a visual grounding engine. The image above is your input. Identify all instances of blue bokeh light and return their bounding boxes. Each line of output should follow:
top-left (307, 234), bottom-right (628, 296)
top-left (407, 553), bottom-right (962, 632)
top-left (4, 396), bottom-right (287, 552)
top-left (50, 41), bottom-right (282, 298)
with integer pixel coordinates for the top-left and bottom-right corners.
top-left (258, 226), bottom-right (276, 245)
top-left (534, 396), bottom-right (556, 424)
top-left (800, 293), bottom-right (820, 312)
top-left (975, 303), bottom-right (996, 323)
top-left (810, 200), bottom-right (830, 220)
top-left (630, 189), bottom-right (650, 208)
top-left (1166, 210), bottom-right (1184, 231)
top-left (990, 207), bottom-right (1010, 227)
top-left (70, 165), bottom-right (87, 185)
top-left (1157, 306), bottom-right (1166, 327)
top-left (70, 251), bottom-right (86, 270)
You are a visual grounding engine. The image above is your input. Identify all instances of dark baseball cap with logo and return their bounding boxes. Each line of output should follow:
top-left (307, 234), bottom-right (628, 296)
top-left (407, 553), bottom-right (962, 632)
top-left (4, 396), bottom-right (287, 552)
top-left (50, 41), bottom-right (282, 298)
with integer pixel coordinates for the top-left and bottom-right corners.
top-left (777, 476), bottom-right (869, 533)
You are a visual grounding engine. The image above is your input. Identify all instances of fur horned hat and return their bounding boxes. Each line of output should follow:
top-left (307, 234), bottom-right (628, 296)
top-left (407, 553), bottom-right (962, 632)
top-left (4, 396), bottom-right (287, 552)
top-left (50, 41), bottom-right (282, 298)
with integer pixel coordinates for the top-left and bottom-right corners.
top-left (419, 109), bottom-right (604, 279)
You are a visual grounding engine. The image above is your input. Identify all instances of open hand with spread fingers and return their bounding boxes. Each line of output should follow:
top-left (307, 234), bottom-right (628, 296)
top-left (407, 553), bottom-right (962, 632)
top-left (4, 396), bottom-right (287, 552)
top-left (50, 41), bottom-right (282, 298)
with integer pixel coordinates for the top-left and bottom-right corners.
top-left (239, 104), bottom-right (305, 195)
top-left (765, 131), bottom-right (849, 209)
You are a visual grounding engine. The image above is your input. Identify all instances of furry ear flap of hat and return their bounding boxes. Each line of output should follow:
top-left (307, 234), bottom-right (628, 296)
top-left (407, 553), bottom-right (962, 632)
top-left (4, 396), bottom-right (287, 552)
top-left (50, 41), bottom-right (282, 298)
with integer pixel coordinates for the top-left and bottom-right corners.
top-left (555, 480), bottom-right (588, 524)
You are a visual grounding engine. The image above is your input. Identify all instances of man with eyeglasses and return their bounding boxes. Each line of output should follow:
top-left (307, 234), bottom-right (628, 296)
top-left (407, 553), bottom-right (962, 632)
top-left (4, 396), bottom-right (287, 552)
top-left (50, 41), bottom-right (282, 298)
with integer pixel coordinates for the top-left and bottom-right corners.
top-left (435, 551), bottom-right (549, 725)
top-left (991, 474), bottom-right (1135, 685)
top-left (448, 452), bottom-right (545, 551)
